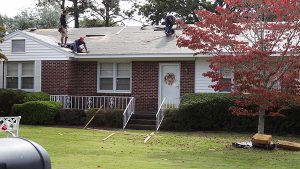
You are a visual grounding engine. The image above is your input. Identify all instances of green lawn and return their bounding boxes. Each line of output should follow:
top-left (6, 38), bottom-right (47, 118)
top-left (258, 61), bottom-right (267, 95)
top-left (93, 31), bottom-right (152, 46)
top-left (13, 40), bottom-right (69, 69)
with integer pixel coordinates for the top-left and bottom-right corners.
top-left (8, 126), bottom-right (300, 169)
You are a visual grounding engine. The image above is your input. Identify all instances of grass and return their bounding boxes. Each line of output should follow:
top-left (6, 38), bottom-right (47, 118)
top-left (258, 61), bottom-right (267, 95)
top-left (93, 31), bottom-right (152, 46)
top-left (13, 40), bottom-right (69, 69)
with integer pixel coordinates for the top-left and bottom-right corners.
top-left (4, 126), bottom-right (300, 169)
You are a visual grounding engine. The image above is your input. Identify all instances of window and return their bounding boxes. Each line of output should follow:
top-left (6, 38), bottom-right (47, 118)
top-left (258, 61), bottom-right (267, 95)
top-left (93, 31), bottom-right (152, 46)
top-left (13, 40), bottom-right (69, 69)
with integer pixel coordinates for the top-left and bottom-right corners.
top-left (219, 67), bottom-right (232, 92)
top-left (6, 63), bottom-right (18, 88)
top-left (12, 39), bottom-right (25, 53)
top-left (6, 62), bottom-right (34, 90)
top-left (98, 63), bottom-right (131, 92)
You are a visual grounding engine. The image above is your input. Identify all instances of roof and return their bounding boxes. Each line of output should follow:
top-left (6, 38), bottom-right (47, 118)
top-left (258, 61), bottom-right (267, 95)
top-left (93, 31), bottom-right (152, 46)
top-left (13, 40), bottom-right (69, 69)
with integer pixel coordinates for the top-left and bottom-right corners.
top-left (25, 26), bottom-right (195, 57)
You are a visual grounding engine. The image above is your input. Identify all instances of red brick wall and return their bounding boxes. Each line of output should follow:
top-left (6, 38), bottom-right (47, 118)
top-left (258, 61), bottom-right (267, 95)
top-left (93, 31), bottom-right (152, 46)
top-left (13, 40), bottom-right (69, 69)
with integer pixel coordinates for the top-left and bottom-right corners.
top-left (132, 62), bottom-right (159, 111)
top-left (70, 61), bottom-right (131, 96)
top-left (70, 61), bottom-right (97, 95)
top-left (42, 60), bottom-right (131, 96)
top-left (180, 61), bottom-right (195, 96)
top-left (131, 61), bottom-right (195, 112)
top-left (41, 60), bottom-right (73, 94)
top-left (42, 60), bottom-right (195, 111)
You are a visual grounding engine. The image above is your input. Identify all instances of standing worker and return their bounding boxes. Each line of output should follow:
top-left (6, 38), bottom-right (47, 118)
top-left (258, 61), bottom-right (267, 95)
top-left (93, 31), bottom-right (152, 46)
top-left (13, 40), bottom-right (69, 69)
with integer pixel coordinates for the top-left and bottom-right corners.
top-left (164, 15), bottom-right (176, 36)
top-left (59, 10), bottom-right (68, 47)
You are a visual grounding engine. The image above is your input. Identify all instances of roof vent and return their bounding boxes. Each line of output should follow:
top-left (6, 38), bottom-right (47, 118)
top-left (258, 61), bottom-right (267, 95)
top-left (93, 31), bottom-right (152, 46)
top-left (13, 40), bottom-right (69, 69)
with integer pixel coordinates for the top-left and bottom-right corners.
top-left (28, 28), bottom-right (37, 32)
top-left (86, 34), bottom-right (105, 37)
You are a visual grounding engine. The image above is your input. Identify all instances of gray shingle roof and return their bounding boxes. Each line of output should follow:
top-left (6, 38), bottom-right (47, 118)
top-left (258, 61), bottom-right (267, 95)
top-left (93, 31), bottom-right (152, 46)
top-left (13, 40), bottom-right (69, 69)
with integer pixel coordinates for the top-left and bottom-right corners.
top-left (25, 26), bottom-right (194, 56)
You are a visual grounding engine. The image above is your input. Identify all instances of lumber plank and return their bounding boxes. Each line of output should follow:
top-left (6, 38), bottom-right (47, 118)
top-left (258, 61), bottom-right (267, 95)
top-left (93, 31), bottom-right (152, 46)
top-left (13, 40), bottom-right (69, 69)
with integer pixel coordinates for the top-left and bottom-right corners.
top-left (277, 140), bottom-right (300, 151)
top-left (144, 132), bottom-right (155, 143)
top-left (83, 105), bottom-right (103, 129)
top-left (102, 133), bottom-right (115, 141)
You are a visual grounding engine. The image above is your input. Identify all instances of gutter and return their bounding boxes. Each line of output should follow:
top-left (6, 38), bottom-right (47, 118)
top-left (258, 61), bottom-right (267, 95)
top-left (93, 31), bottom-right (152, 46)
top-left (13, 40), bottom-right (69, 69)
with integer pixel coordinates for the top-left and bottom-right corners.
top-left (74, 52), bottom-right (206, 59)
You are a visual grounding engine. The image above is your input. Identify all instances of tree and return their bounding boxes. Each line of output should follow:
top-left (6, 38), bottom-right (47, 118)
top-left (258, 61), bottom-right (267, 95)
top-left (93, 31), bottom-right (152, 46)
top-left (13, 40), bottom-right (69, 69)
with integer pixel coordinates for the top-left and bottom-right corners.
top-left (38, 0), bottom-right (138, 27)
top-left (37, 0), bottom-right (66, 10)
top-left (79, 17), bottom-right (116, 27)
top-left (89, 0), bottom-right (134, 27)
top-left (35, 3), bottom-right (61, 29)
top-left (67, 0), bottom-right (91, 28)
top-left (177, 0), bottom-right (300, 134)
top-left (1, 3), bottom-right (61, 32)
top-left (0, 26), bottom-right (7, 61)
top-left (38, 0), bottom-right (90, 28)
top-left (138, 0), bottom-right (225, 25)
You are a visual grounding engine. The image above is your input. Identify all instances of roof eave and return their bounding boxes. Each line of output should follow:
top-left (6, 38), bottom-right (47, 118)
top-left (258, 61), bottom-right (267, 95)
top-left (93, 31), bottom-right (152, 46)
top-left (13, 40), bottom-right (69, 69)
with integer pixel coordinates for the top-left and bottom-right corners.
top-left (74, 52), bottom-right (213, 59)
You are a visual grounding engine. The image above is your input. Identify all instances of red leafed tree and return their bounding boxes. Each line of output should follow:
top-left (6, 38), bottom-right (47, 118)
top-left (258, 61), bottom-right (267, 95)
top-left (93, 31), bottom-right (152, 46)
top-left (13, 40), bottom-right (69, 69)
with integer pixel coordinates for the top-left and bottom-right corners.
top-left (177, 0), bottom-right (300, 134)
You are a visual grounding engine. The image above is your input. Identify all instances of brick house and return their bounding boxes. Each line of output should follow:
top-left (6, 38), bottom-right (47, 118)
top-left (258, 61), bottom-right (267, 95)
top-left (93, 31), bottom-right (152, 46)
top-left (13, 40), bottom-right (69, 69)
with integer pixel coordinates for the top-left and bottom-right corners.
top-left (0, 27), bottom-right (220, 129)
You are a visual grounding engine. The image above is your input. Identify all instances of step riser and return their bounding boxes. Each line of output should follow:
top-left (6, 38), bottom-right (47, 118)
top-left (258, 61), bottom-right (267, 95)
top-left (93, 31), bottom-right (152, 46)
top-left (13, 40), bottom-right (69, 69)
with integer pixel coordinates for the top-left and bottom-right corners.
top-left (131, 114), bottom-right (156, 120)
top-left (128, 119), bottom-right (156, 125)
top-left (126, 124), bottom-right (156, 130)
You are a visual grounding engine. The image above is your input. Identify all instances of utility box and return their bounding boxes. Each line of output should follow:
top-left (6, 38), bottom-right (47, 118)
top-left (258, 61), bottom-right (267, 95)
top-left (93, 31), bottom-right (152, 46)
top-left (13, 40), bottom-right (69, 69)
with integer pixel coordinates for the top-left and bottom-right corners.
top-left (0, 138), bottom-right (51, 169)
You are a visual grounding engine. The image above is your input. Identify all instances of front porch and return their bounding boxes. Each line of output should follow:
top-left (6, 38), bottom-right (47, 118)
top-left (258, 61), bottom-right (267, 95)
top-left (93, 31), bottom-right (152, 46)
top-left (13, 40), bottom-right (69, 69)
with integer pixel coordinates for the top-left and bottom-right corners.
top-left (50, 95), bottom-right (177, 130)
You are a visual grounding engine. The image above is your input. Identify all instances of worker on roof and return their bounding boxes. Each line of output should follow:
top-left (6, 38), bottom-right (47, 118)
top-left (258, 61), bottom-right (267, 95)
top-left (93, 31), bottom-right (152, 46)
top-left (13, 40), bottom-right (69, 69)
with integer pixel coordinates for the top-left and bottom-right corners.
top-left (59, 10), bottom-right (68, 47)
top-left (164, 15), bottom-right (176, 36)
top-left (73, 37), bottom-right (88, 53)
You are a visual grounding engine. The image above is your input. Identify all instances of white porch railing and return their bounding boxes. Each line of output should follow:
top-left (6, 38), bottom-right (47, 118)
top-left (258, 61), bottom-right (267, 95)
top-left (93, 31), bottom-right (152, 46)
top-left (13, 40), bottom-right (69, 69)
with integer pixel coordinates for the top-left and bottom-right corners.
top-left (123, 97), bottom-right (135, 129)
top-left (50, 95), bottom-right (133, 110)
top-left (162, 97), bottom-right (179, 109)
top-left (156, 97), bottom-right (167, 131)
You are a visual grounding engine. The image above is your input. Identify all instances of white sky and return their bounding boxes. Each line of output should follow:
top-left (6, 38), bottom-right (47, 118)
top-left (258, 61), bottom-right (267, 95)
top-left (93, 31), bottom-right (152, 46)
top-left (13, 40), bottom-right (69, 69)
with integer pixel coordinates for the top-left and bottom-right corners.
top-left (0, 0), bottom-right (37, 17)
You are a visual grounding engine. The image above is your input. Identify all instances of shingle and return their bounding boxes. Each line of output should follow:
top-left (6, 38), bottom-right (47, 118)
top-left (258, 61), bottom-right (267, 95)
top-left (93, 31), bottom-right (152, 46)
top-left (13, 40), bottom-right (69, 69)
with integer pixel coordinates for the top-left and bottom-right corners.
top-left (26, 26), bottom-right (194, 55)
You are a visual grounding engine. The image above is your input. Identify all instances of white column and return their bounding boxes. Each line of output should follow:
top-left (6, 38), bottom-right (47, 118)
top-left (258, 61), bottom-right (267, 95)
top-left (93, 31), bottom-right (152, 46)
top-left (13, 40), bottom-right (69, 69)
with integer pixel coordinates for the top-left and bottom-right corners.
top-left (34, 60), bottom-right (42, 92)
top-left (0, 61), bottom-right (3, 88)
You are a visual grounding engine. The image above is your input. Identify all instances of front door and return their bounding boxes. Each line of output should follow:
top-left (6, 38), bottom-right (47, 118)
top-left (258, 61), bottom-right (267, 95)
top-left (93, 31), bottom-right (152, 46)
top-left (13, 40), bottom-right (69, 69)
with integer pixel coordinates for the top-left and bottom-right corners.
top-left (159, 63), bottom-right (180, 109)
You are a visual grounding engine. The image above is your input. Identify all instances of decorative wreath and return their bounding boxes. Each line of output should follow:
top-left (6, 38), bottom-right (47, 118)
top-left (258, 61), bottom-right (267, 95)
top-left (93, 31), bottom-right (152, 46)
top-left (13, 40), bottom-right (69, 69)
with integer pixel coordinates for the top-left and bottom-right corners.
top-left (164, 73), bottom-right (176, 85)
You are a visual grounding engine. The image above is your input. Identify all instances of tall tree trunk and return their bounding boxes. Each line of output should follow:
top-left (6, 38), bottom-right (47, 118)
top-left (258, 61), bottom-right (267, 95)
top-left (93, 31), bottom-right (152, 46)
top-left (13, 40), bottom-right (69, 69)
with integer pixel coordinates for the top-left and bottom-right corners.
top-left (105, 5), bottom-right (110, 27)
top-left (61, 0), bottom-right (66, 10)
top-left (258, 108), bottom-right (265, 134)
top-left (73, 0), bottom-right (79, 28)
top-left (192, 11), bottom-right (199, 22)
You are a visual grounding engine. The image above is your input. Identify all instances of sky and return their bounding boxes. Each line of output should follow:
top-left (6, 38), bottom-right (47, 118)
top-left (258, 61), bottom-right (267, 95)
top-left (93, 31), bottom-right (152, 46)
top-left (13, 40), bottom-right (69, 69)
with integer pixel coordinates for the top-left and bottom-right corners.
top-left (0, 0), bottom-right (144, 26)
top-left (0, 0), bottom-right (37, 17)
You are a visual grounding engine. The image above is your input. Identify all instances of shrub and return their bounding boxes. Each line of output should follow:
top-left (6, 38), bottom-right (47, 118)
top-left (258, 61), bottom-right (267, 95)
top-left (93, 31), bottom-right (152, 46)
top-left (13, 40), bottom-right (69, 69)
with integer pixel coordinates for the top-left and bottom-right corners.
top-left (57, 109), bottom-right (86, 125)
top-left (12, 101), bottom-right (62, 125)
top-left (86, 109), bottom-right (123, 128)
top-left (160, 108), bottom-right (183, 130)
top-left (0, 89), bottom-right (26, 116)
top-left (178, 93), bottom-right (239, 131)
top-left (161, 93), bottom-right (299, 134)
top-left (23, 92), bottom-right (50, 102)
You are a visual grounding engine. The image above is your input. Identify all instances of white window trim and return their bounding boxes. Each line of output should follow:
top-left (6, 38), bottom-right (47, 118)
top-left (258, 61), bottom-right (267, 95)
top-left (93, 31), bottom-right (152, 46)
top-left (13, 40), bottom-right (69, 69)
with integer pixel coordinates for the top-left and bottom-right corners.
top-left (97, 62), bottom-right (132, 93)
top-left (11, 39), bottom-right (26, 54)
top-left (4, 62), bottom-right (35, 92)
top-left (219, 67), bottom-right (233, 93)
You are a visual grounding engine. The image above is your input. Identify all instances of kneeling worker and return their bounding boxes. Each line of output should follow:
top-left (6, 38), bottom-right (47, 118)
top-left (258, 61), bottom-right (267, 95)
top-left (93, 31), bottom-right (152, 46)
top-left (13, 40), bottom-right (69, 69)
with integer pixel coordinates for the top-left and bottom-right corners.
top-left (73, 37), bottom-right (88, 53)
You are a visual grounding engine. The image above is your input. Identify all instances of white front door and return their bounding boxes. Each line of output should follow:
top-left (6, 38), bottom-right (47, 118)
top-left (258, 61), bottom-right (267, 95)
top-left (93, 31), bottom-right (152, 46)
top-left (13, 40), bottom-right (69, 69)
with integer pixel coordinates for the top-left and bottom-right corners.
top-left (159, 63), bottom-right (180, 109)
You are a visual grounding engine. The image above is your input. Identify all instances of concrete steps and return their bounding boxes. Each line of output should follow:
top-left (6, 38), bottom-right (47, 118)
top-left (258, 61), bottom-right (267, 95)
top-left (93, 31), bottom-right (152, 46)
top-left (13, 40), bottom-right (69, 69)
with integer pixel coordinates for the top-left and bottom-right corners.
top-left (126, 112), bottom-right (156, 130)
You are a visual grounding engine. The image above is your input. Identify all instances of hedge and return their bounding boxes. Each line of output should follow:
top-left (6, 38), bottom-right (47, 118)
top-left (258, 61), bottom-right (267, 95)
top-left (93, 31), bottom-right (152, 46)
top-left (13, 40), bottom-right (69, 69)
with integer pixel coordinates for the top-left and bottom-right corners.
top-left (86, 109), bottom-right (123, 128)
top-left (23, 92), bottom-right (50, 102)
top-left (160, 93), bottom-right (300, 135)
top-left (0, 89), bottom-right (26, 116)
top-left (12, 101), bottom-right (62, 125)
top-left (57, 109), bottom-right (86, 125)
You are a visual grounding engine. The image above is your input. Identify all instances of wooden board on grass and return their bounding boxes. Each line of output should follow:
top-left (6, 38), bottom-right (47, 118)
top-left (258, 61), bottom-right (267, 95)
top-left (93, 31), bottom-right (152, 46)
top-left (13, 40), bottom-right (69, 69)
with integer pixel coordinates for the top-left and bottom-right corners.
top-left (277, 140), bottom-right (300, 151)
top-left (252, 133), bottom-right (272, 144)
